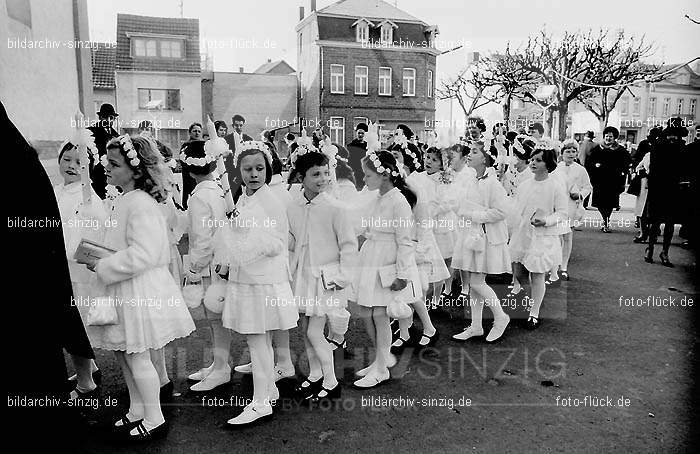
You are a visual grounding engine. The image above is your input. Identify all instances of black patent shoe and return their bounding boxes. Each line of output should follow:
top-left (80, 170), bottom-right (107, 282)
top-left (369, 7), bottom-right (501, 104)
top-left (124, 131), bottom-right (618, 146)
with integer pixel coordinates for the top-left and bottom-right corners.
top-left (390, 336), bottom-right (410, 355)
top-left (633, 235), bottom-right (647, 244)
top-left (644, 248), bottom-right (654, 263)
top-left (308, 383), bottom-right (341, 405)
top-left (113, 414), bottom-right (144, 433)
top-left (294, 376), bottom-right (322, 400)
top-left (121, 421), bottom-right (169, 443)
top-left (525, 316), bottom-right (541, 330)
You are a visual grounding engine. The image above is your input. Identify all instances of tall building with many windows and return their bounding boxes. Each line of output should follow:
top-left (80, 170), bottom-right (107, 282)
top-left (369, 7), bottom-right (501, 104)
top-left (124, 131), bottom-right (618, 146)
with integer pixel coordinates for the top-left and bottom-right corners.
top-left (296, 0), bottom-right (439, 145)
top-left (115, 13), bottom-right (201, 151)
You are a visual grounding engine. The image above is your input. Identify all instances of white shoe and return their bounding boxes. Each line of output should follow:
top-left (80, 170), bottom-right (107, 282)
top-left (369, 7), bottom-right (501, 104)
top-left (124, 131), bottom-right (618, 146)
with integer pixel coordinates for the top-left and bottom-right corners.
top-left (486, 314), bottom-right (510, 342)
top-left (234, 363), bottom-right (252, 374)
top-left (187, 364), bottom-right (214, 381)
top-left (273, 365), bottom-right (295, 382)
top-left (189, 367), bottom-right (231, 392)
top-left (355, 363), bottom-right (376, 377)
top-left (226, 401), bottom-right (273, 426)
top-left (452, 325), bottom-right (484, 341)
top-left (353, 370), bottom-right (390, 389)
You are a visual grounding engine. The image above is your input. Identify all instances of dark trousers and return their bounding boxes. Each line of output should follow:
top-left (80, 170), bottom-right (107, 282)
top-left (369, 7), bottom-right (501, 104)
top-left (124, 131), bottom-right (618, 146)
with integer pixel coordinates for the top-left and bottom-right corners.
top-left (648, 219), bottom-right (675, 253)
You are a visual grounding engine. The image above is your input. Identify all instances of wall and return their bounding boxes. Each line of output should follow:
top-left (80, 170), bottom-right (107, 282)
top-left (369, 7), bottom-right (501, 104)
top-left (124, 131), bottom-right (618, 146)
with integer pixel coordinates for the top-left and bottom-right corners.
top-left (1, 0), bottom-right (91, 157)
top-left (319, 45), bottom-right (435, 143)
top-left (115, 71), bottom-right (201, 133)
top-left (211, 72), bottom-right (297, 138)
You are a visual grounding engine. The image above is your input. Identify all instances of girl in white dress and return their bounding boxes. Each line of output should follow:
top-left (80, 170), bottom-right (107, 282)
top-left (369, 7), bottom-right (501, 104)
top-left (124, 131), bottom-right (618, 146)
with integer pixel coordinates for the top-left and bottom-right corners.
top-left (288, 151), bottom-right (357, 403)
top-left (389, 147), bottom-right (446, 351)
top-left (551, 140), bottom-right (591, 280)
top-left (87, 135), bottom-right (196, 441)
top-left (509, 145), bottom-right (568, 330)
top-left (352, 151), bottom-right (420, 388)
top-left (54, 141), bottom-right (107, 398)
top-left (178, 140), bottom-right (233, 393)
top-left (421, 146), bottom-right (458, 306)
top-left (501, 137), bottom-right (534, 297)
top-left (217, 142), bottom-right (299, 426)
top-left (451, 146), bottom-right (511, 342)
top-left (445, 143), bottom-right (478, 300)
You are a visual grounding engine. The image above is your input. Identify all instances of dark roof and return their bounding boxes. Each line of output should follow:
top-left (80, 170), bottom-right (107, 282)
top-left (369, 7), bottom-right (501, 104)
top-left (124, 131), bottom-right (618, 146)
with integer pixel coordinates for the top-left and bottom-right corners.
top-left (318, 0), bottom-right (424, 24)
top-left (91, 43), bottom-right (116, 88)
top-left (317, 15), bottom-right (431, 46)
top-left (115, 13), bottom-right (200, 73)
top-left (253, 60), bottom-right (295, 74)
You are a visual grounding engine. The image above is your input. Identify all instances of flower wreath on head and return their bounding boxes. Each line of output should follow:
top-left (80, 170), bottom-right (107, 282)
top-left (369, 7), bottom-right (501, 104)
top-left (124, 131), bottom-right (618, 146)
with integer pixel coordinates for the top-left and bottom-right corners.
top-left (533, 138), bottom-right (556, 151)
top-left (459, 137), bottom-right (498, 166)
top-left (368, 151), bottom-right (400, 178)
top-left (289, 131), bottom-right (317, 166)
top-left (233, 140), bottom-right (273, 168)
top-left (100, 134), bottom-right (140, 168)
top-left (60, 135), bottom-right (99, 164)
top-left (320, 138), bottom-right (339, 168)
top-left (393, 130), bottom-right (422, 170)
top-left (179, 140), bottom-right (222, 168)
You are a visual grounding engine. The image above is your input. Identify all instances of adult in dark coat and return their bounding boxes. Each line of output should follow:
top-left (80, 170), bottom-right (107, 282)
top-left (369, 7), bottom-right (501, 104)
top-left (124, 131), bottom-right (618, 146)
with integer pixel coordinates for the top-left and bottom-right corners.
top-left (180, 122), bottom-right (205, 209)
top-left (223, 114), bottom-right (253, 193)
top-left (644, 119), bottom-right (688, 266)
top-left (585, 126), bottom-right (631, 232)
top-left (346, 122), bottom-right (368, 190)
top-left (3, 101), bottom-right (93, 447)
top-left (87, 103), bottom-right (119, 199)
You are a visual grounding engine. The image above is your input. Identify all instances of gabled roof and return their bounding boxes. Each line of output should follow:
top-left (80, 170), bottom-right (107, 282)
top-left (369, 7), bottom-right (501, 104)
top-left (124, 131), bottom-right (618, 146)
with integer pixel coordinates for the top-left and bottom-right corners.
top-left (318, 0), bottom-right (425, 24)
top-left (115, 13), bottom-right (200, 73)
top-left (376, 19), bottom-right (398, 29)
top-left (253, 60), bottom-right (296, 74)
top-left (351, 17), bottom-right (375, 27)
top-left (91, 43), bottom-right (116, 88)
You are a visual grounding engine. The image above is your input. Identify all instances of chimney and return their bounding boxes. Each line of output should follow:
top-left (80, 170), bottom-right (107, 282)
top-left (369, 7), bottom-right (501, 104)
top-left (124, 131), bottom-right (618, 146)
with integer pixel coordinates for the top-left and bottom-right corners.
top-left (311, 0), bottom-right (316, 12)
top-left (239, 67), bottom-right (244, 73)
top-left (299, 6), bottom-right (304, 20)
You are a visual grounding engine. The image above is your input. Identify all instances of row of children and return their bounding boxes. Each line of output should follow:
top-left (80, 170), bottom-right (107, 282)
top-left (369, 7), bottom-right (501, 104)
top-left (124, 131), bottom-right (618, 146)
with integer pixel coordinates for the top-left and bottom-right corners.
top-left (53, 118), bottom-right (588, 440)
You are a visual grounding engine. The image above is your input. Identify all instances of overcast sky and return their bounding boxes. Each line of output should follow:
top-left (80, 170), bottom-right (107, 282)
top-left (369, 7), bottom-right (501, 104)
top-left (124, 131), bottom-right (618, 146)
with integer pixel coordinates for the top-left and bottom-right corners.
top-left (88, 0), bottom-right (700, 123)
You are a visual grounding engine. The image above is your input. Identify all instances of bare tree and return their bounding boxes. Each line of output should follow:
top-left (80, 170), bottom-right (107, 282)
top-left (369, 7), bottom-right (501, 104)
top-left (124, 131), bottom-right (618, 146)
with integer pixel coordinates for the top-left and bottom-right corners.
top-left (479, 46), bottom-right (542, 129)
top-left (505, 29), bottom-right (659, 140)
top-left (575, 33), bottom-right (660, 131)
top-left (436, 61), bottom-right (500, 120)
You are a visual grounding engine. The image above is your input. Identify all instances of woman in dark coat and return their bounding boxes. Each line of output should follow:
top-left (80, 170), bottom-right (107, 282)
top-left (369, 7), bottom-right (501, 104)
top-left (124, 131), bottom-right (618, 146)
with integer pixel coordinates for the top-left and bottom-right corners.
top-left (644, 119), bottom-right (688, 266)
top-left (3, 101), bottom-right (93, 447)
top-left (585, 126), bottom-right (631, 232)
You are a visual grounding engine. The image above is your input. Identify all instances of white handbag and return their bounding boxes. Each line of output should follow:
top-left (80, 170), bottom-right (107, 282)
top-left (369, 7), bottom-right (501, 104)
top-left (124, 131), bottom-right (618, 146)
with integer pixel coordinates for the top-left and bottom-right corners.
top-left (87, 296), bottom-right (118, 326)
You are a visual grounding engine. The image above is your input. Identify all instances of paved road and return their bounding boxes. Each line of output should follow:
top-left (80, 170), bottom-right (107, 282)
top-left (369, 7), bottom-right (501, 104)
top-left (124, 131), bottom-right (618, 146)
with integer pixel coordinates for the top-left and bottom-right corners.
top-left (68, 200), bottom-right (698, 453)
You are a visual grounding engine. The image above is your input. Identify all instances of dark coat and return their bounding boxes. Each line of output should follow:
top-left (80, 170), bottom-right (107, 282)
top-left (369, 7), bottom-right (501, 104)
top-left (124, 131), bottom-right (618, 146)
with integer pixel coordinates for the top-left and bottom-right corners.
top-left (585, 143), bottom-right (631, 210)
top-left (222, 132), bottom-right (254, 194)
top-left (87, 124), bottom-right (119, 199)
top-left (645, 138), bottom-right (684, 221)
top-left (346, 138), bottom-right (367, 190)
top-left (3, 100), bottom-right (93, 445)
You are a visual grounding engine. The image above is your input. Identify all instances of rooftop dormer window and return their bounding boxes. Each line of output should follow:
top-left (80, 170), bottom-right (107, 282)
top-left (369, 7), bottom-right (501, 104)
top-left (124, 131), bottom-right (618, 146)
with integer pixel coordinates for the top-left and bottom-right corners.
top-left (377, 20), bottom-right (397, 45)
top-left (352, 18), bottom-right (373, 43)
top-left (129, 33), bottom-right (185, 59)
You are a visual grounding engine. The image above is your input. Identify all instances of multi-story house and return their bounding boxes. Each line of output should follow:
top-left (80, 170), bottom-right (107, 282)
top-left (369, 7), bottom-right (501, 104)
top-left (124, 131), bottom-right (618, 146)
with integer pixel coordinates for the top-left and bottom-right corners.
top-left (618, 63), bottom-right (699, 143)
top-left (115, 13), bottom-right (201, 151)
top-left (296, 0), bottom-right (439, 146)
